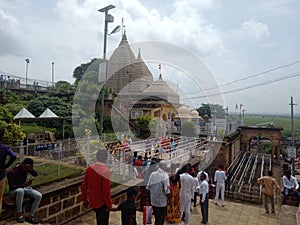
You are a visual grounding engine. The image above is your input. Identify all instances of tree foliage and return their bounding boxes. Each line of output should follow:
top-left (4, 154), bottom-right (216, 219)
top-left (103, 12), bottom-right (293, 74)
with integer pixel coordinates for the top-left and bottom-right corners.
top-left (27, 95), bottom-right (72, 117)
top-left (0, 121), bottom-right (25, 145)
top-left (0, 104), bottom-right (14, 123)
top-left (55, 81), bottom-right (75, 94)
top-left (134, 116), bottom-right (153, 139)
top-left (197, 103), bottom-right (225, 119)
top-left (0, 105), bottom-right (25, 145)
top-left (181, 121), bottom-right (196, 137)
top-left (73, 58), bottom-right (98, 82)
top-left (258, 141), bottom-right (272, 154)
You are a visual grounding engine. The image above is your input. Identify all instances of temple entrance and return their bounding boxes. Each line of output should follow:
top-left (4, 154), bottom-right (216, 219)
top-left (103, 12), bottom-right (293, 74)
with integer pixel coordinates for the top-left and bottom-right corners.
top-left (240, 126), bottom-right (283, 163)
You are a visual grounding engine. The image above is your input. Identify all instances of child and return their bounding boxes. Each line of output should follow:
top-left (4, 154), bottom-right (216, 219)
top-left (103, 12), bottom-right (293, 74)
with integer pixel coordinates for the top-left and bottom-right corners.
top-left (111, 187), bottom-right (138, 225)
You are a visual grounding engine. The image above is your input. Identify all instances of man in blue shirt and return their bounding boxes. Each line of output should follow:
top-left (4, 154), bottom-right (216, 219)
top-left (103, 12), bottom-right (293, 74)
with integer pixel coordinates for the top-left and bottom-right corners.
top-left (0, 127), bottom-right (17, 225)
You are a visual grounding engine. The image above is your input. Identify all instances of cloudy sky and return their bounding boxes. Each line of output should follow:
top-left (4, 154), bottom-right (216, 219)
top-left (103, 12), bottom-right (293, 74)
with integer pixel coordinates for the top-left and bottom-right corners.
top-left (0, 0), bottom-right (300, 115)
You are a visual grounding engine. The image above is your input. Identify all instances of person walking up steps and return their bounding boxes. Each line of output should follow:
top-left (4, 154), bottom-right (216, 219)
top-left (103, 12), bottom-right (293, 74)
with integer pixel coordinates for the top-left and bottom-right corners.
top-left (214, 164), bottom-right (227, 207)
top-left (257, 170), bottom-right (282, 213)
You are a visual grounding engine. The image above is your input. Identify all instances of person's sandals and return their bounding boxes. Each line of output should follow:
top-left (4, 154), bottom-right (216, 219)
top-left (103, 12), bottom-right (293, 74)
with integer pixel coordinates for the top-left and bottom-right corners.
top-left (0, 220), bottom-right (7, 225)
top-left (16, 215), bottom-right (25, 223)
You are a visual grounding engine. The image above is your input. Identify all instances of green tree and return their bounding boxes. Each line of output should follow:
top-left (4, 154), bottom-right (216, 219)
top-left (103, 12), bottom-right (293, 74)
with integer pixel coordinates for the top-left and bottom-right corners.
top-left (0, 105), bottom-right (25, 145)
top-left (5, 103), bottom-right (24, 117)
top-left (55, 81), bottom-right (75, 94)
top-left (197, 103), bottom-right (225, 119)
top-left (73, 58), bottom-right (98, 82)
top-left (134, 116), bottom-right (153, 139)
top-left (0, 121), bottom-right (25, 145)
top-left (0, 104), bottom-right (14, 123)
top-left (2, 90), bottom-right (20, 104)
top-left (26, 95), bottom-right (73, 139)
top-left (181, 121), bottom-right (196, 137)
top-left (27, 95), bottom-right (72, 117)
top-left (258, 141), bottom-right (272, 154)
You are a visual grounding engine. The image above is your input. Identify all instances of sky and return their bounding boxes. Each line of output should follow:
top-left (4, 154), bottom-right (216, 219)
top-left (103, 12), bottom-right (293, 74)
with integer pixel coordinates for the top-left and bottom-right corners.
top-left (0, 0), bottom-right (300, 115)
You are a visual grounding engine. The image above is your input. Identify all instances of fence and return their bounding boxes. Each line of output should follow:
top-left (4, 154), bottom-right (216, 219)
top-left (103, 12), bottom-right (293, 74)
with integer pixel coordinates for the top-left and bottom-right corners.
top-left (12, 135), bottom-right (220, 183)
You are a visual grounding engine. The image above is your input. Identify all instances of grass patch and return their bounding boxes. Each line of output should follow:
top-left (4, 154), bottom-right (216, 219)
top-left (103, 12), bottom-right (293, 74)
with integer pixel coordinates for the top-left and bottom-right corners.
top-left (21, 123), bottom-right (56, 134)
top-left (243, 114), bottom-right (300, 139)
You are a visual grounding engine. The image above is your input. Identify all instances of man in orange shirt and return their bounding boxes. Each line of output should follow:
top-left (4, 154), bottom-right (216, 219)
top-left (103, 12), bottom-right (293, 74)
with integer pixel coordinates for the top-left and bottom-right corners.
top-left (257, 170), bottom-right (282, 213)
top-left (82, 149), bottom-right (112, 225)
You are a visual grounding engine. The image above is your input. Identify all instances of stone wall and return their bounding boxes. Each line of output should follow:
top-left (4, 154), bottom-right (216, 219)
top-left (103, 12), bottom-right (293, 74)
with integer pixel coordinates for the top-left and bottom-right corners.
top-left (34, 176), bottom-right (86, 224)
top-left (239, 126), bottom-right (282, 163)
top-left (1, 176), bottom-right (141, 225)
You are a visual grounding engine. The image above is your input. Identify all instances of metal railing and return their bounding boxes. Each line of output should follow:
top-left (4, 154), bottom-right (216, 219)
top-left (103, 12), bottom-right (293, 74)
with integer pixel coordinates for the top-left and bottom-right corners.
top-left (237, 154), bottom-right (253, 194)
top-left (248, 154), bottom-right (259, 191)
top-left (229, 153), bottom-right (247, 190)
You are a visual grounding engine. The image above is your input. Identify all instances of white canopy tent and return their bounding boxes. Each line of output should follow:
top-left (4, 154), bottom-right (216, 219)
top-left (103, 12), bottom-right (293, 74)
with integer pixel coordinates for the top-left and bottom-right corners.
top-left (39, 108), bottom-right (58, 118)
top-left (14, 108), bottom-right (36, 125)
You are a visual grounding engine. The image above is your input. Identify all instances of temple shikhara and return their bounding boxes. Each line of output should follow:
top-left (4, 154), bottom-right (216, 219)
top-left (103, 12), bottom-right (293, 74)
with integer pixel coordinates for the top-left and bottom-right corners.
top-left (101, 31), bottom-right (199, 137)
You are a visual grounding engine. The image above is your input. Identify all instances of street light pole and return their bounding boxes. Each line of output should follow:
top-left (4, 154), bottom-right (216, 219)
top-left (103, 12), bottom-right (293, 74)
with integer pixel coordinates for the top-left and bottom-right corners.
top-left (25, 58), bottom-right (30, 86)
top-left (98, 5), bottom-right (115, 141)
top-left (51, 62), bottom-right (55, 87)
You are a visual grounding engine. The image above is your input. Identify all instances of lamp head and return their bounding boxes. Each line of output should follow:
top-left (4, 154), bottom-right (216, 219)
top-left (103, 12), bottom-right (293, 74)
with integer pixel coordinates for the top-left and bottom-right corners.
top-left (98, 4), bottom-right (115, 12)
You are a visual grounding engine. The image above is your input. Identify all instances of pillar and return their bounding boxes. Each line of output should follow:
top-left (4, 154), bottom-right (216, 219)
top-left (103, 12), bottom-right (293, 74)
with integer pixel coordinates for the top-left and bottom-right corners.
top-left (276, 145), bottom-right (280, 164)
top-left (271, 145), bottom-right (275, 163)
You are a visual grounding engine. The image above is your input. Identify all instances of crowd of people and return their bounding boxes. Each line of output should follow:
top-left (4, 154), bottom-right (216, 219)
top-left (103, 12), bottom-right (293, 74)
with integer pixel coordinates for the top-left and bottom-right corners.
top-left (2, 126), bottom-right (300, 224)
top-left (81, 145), bottom-right (300, 225)
top-left (82, 145), bottom-right (232, 225)
top-left (105, 135), bottom-right (181, 164)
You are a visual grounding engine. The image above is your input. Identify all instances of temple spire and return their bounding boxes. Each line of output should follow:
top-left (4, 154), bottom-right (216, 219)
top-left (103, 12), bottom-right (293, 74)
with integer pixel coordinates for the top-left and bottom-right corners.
top-left (119, 30), bottom-right (128, 46)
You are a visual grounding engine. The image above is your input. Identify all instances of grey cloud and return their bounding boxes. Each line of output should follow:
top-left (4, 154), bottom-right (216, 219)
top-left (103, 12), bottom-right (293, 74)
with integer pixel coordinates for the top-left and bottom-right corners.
top-left (0, 8), bottom-right (25, 56)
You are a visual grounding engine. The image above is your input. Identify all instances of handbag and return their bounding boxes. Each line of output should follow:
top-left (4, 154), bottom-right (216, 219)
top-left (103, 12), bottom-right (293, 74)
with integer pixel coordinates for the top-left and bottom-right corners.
top-left (143, 205), bottom-right (152, 225)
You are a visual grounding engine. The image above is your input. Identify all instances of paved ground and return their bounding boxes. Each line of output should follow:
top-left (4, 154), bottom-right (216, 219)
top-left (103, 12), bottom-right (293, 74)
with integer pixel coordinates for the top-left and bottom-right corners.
top-left (4, 162), bottom-right (298, 224)
top-left (4, 197), bottom-right (298, 225)
top-left (66, 199), bottom-right (282, 225)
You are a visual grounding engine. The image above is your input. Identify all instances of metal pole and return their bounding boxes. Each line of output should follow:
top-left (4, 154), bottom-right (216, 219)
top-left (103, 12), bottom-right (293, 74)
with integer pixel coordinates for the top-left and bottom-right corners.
top-left (290, 96), bottom-right (297, 146)
top-left (86, 135), bottom-right (90, 168)
top-left (51, 62), bottom-right (54, 87)
top-left (25, 59), bottom-right (29, 86)
top-left (99, 5), bottom-right (115, 142)
top-left (289, 96), bottom-right (297, 174)
top-left (20, 140), bottom-right (24, 162)
top-left (225, 107), bottom-right (228, 135)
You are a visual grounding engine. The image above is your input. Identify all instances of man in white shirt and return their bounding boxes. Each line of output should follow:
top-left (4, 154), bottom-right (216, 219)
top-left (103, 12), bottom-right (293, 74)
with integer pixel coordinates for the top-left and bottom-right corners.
top-left (179, 164), bottom-right (194, 225)
top-left (146, 162), bottom-right (170, 225)
top-left (214, 164), bottom-right (227, 207)
top-left (196, 168), bottom-right (209, 207)
top-left (199, 172), bottom-right (209, 224)
top-left (197, 170), bottom-right (209, 184)
top-left (282, 170), bottom-right (300, 205)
